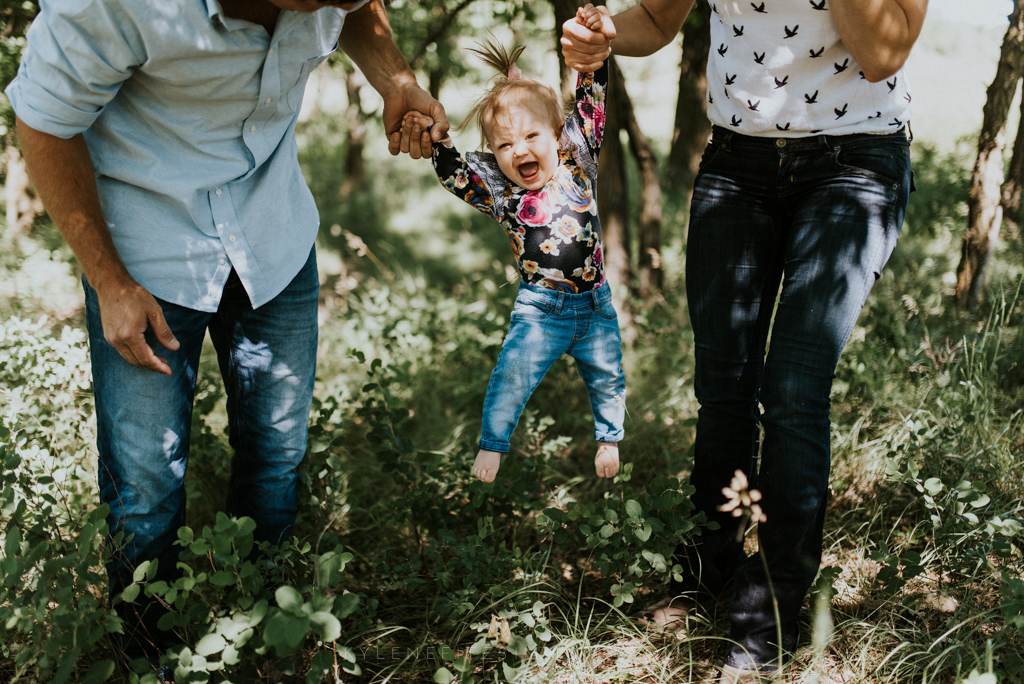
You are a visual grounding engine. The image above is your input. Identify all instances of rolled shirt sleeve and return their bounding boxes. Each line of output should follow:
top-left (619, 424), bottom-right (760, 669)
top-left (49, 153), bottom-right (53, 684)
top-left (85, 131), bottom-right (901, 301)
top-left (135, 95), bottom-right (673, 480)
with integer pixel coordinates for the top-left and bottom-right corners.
top-left (7, 0), bottom-right (145, 139)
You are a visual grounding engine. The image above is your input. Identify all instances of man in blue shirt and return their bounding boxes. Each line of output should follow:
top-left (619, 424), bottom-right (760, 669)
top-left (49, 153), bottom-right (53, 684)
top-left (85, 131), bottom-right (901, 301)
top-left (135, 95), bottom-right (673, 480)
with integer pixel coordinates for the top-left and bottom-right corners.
top-left (7, 0), bottom-right (447, 669)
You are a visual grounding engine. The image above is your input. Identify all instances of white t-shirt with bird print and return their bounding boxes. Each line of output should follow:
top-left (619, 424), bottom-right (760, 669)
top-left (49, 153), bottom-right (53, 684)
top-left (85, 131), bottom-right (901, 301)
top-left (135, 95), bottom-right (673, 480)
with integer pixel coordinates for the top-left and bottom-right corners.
top-left (705, 0), bottom-right (912, 137)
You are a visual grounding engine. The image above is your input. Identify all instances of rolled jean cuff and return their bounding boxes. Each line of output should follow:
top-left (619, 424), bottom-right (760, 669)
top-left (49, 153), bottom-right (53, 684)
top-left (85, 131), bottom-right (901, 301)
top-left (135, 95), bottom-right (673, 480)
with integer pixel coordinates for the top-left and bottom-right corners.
top-left (595, 429), bottom-right (623, 443)
top-left (478, 439), bottom-right (510, 453)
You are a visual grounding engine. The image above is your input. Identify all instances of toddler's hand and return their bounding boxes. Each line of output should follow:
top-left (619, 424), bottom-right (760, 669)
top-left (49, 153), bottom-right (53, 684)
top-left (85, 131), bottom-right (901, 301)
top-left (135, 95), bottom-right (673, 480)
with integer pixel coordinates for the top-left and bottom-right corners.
top-left (576, 4), bottom-right (616, 42)
top-left (389, 111), bottom-right (437, 158)
top-left (473, 449), bottom-right (502, 483)
top-left (594, 442), bottom-right (619, 479)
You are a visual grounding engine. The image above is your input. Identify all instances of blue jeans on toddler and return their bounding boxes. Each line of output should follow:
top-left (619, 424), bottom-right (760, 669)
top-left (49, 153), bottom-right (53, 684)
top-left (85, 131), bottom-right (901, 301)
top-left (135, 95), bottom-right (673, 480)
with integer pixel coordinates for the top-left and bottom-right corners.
top-left (84, 248), bottom-right (319, 665)
top-left (677, 126), bottom-right (912, 671)
top-left (479, 281), bottom-right (625, 453)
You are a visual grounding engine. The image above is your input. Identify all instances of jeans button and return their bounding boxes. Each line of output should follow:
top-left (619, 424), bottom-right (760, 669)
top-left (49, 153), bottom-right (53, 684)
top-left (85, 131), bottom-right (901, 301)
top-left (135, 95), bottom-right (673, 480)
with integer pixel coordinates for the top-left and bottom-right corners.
top-left (775, 139), bottom-right (786, 148)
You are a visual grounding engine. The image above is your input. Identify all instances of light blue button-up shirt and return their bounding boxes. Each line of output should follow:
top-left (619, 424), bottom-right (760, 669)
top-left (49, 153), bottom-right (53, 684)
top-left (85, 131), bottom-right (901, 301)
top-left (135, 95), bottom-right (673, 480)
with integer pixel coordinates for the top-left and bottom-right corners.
top-left (6, 0), bottom-right (366, 311)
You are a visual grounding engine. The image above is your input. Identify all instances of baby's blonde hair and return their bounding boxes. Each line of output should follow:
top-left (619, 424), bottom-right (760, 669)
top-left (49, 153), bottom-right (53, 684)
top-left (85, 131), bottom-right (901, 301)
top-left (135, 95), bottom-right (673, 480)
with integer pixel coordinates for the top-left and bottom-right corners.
top-left (462, 37), bottom-right (564, 150)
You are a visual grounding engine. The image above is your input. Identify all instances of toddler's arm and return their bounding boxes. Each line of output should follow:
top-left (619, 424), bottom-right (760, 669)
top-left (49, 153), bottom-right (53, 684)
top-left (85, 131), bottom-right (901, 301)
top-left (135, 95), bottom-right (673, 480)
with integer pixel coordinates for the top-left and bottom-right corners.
top-left (400, 112), bottom-right (500, 221)
top-left (568, 9), bottom-right (612, 161)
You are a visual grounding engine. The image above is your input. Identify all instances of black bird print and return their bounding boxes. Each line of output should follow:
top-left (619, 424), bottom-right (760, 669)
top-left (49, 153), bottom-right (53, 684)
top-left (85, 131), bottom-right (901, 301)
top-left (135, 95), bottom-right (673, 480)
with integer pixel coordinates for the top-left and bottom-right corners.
top-left (733, 25), bottom-right (745, 37)
top-left (805, 90), bottom-right (819, 104)
top-left (748, 99), bottom-right (761, 111)
top-left (718, 43), bottom-right (729, 56)
top-left (859, 71), bottom-right (866, 79)
top-left (731, 115), bottom-right (743, 127)
top-left (709, 93), bottom-right (714, 104)
top-left (784, 25), bottom-right (799, 38)
top-left (868, 111), bottom-right (882, 119)
top-left (725, 73), bottom-right (737, 85)
top-left (774, 75), bottom-right (789, 88)
top-left (809, 47), bottom-right (824, 58)
top-left (777, 122), bottom-right (791, 131)
top-left (751, 2), bottom-right (766, 12)
top-left (712, 3), bottom-right (719, 13)
top-left (724, 88), bottom-right (731, 99)
top-left (889, 118), bottom-right (902, 127)
top-left (810, 0), bottom-right (826, 9)
top-left (887, 77), bottom-right (898, 92)
top-left (834, 58), bottom-right (849, 74)
top-left (835, 103), bottom-right (848, 119)
top-left (810, 129), bottom-right (823, 134)
top-left (754, 52), bottom-right (766, 64)
top-left (904, 93), bottom-right (912, 103)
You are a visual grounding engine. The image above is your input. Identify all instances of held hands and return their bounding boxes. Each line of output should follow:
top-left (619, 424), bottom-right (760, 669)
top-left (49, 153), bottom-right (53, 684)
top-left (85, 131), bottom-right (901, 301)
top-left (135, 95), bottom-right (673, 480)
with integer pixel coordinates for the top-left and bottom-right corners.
top-left (95, 276), bottom-right (179, 376)
top-left (561, 3), bottom-right (616, 73)
top-left (384, 82), bottom-right (449, 160)
top-left (392, 111), bottom-right (439, 158)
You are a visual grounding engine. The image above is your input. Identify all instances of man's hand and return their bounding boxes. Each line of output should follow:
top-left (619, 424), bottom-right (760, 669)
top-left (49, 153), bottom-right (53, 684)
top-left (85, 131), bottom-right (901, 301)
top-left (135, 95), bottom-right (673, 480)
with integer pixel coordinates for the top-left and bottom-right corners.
top-left (382, 83), bottom-right (449, 159)
top-left (94, 276), bottom-right (179, 376)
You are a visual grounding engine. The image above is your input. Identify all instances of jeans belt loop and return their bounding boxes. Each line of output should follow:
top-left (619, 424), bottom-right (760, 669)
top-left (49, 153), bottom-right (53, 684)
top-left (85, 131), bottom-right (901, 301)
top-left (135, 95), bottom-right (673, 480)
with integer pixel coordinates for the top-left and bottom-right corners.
top-left (554, 291), bottom-right (564, 315)
top-left (591, 289), bottom-right (600, 311)
top-left (817, 133), bottom-right (831, 153)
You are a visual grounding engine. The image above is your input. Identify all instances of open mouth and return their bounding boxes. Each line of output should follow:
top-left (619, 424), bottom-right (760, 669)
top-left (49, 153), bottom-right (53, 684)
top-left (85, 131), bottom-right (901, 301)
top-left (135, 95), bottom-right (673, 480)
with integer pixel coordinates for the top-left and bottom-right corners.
top-left (518, 162), bottom-right (540, 184)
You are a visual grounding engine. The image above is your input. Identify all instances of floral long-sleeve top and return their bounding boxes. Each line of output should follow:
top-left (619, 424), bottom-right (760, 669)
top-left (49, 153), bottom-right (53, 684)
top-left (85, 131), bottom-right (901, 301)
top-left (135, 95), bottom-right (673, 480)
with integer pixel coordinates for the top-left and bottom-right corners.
top-left (432, 62), bottom-right (608, 293)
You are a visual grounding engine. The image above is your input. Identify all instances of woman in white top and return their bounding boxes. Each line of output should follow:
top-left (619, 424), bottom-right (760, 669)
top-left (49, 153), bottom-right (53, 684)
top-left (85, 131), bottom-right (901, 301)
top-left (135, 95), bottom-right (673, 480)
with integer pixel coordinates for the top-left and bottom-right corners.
top-left (563, 1), bottom-right (927, 680)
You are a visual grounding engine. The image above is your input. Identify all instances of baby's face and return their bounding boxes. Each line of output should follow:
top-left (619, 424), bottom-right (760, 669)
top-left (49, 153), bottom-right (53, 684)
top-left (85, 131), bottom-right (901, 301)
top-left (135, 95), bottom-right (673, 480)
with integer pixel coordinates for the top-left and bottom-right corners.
top-left (486, 105), bottom-right (560, 191)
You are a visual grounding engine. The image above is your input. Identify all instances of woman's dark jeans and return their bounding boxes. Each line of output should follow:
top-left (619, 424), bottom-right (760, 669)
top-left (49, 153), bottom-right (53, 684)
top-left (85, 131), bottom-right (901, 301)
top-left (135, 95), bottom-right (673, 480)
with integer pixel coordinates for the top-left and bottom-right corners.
top-left (675, 126), bottom-right (912, 670)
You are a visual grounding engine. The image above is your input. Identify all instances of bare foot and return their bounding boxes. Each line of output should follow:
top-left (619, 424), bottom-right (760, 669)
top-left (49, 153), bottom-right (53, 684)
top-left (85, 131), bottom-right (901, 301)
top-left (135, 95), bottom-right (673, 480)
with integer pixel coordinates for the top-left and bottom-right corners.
top-left (636, 595), bottom-right (689, 639)
top-left (594, 441), bottom-right (619, 478)
top-left (472, 449), bottom-right (501, 482)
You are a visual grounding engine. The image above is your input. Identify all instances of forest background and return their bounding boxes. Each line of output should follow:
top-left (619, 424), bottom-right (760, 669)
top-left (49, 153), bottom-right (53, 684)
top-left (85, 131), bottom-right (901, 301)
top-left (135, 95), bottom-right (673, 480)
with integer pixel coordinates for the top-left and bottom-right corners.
top-left (0, 0), bottom-right (1023, 682)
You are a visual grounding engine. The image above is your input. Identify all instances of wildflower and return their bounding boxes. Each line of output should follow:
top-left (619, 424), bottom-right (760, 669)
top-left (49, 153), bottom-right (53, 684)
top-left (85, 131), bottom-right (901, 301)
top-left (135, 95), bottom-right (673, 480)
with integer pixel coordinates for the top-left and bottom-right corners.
top-left (718, 469), bottom-right (766, 542)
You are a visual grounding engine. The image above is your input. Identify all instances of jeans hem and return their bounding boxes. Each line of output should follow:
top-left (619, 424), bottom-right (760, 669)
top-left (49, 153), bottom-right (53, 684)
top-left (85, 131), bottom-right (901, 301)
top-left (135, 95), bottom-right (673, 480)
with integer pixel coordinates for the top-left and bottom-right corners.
top-left (478, 440), bottom-right (509, 453)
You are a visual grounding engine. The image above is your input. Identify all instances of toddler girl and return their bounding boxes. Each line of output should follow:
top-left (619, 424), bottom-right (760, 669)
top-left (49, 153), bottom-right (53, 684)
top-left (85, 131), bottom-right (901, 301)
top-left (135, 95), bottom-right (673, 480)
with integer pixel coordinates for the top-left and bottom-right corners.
top-left (401, 7), bottom-right (623, 484)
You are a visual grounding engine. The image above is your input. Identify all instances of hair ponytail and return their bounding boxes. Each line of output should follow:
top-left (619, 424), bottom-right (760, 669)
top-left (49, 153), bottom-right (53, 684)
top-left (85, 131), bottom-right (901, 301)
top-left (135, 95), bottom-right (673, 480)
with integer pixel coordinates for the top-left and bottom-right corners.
top-left (469, 35), bottom-right (526, 81)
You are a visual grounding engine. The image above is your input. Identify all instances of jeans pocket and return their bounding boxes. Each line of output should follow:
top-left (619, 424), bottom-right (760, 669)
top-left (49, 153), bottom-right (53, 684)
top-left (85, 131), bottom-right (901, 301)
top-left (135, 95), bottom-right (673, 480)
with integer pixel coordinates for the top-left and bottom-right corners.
top-left (597, 296), bottom-right (618, 320)
top-left (698, 140), bottom-right (727, 173)
top-left (512, 295), bottom-right (551, 321)
top-left (830, 140), bottom-right (909, 189)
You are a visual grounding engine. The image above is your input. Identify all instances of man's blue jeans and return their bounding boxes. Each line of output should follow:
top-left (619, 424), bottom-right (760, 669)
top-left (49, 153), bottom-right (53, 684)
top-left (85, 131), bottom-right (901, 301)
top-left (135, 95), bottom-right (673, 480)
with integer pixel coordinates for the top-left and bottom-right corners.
top-left (479, 282), bottom-right (625, 452)
top-left (676, 127), bottom-right (912, 670)
top-left (84, 248), bottom-right (318, 663)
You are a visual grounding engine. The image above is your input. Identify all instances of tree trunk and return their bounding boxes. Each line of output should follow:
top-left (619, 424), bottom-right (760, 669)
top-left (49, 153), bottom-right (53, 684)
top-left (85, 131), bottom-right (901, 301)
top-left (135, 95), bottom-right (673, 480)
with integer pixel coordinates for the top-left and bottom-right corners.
top-left (4, 131), bottom-right (44, 234)
top-left (552, 0), bottom-right (587, 99)
top-left (955, 0), bottom-right (1024, 309)
top-left (341, 66), bottom-right (370, 197)
top-left (1001, 81), bottom-right (1024, 235)
top-left (597, 58), bottom-right (634, 342)
top-left (615, 63), bottom-right (663, 299)
top-left (664, 1), bottom-right (712, 198)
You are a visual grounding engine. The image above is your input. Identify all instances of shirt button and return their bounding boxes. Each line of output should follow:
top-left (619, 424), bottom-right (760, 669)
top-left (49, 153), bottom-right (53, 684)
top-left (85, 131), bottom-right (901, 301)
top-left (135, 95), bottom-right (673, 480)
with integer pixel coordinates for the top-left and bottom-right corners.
top-left (268, 47), bottom-right (273, 56)
top-left (265, 97), bottom-right (272, 105)
top-left (775, 139), bottom-right (787, 148)
top-left (215, 188), bottom-right (222, 196)
top-left (250, 125), bottom-right (256, 133)
top-left (229, 235), bottom-right (237, 242)
top-left (219, 259), bottom-right (226, 265)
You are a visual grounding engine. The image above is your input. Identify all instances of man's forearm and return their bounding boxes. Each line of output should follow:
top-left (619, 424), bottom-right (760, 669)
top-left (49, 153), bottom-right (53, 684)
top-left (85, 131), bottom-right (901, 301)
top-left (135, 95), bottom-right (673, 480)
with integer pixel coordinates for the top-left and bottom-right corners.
top-left (338, 0), bottom-right (417, 100)
top-left (611, 0), bottom-right (696, 57)
top-left (831, 0), bottom-right (928, 82)
top-left (16, 117), bottom-right (132, 292)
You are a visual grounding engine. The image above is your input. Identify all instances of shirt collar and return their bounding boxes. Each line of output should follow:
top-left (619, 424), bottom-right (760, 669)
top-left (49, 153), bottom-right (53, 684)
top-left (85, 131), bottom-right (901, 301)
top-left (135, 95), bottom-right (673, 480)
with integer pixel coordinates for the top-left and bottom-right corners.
top-left (202, 0), bottom-right (318, 36)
